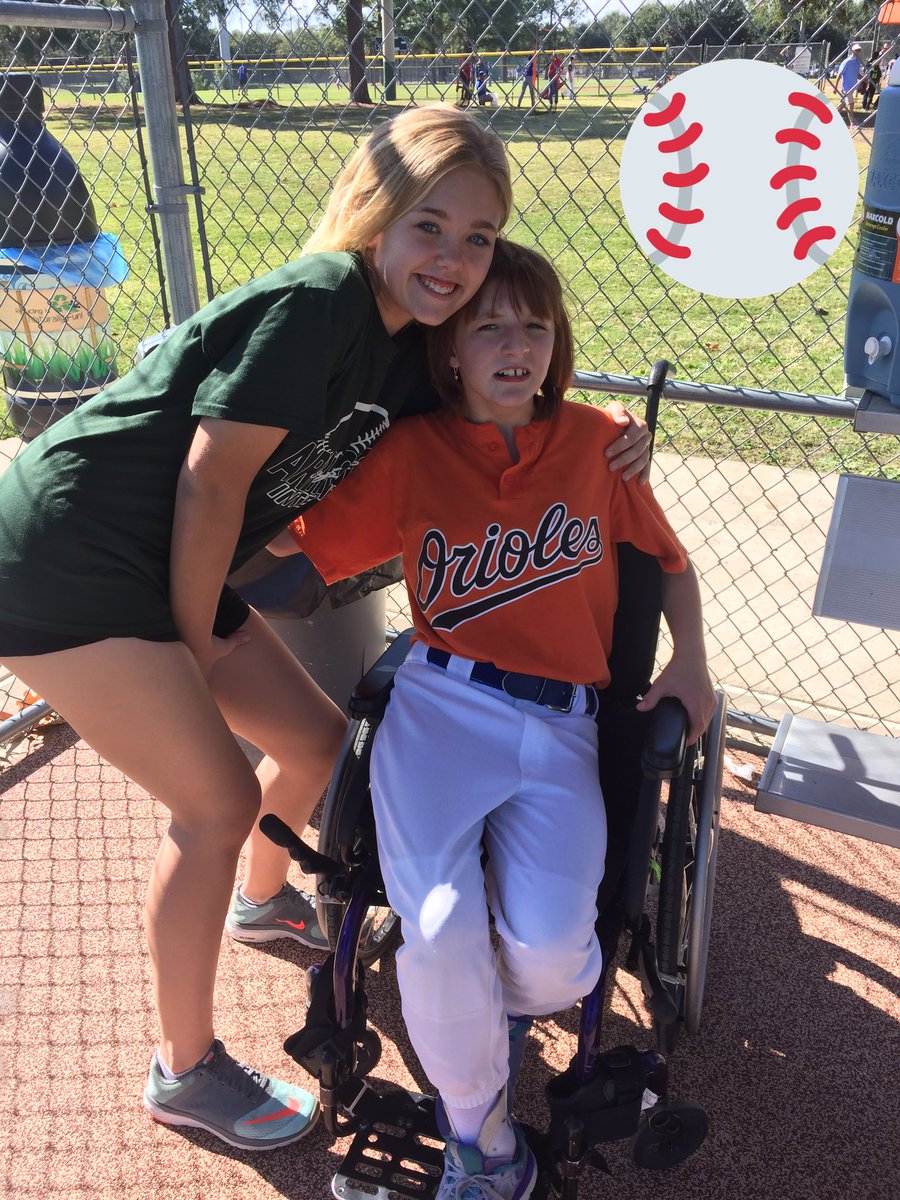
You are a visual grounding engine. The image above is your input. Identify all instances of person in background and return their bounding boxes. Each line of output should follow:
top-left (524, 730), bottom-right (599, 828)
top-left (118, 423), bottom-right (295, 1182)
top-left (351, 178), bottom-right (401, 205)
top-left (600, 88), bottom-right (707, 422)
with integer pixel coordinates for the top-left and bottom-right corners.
top-left (457, 55), bottom-right (474, 105)
top-left (546, 51), bottom-right (564, 108)
top-left (834, 42), bottom-right (863, 124)
top-left (517, 53), bottom-right (537, 108)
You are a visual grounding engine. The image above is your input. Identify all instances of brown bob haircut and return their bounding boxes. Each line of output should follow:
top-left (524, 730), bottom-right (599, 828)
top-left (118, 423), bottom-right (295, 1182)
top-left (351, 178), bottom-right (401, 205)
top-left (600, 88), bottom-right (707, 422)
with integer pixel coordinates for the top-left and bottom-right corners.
top-left (427, 239), bottom-right (575, 419)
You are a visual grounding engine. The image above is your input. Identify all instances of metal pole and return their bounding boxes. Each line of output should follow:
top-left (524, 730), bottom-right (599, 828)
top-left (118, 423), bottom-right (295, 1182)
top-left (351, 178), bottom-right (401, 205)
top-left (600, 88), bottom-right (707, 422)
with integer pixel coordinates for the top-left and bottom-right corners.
top-left (381, 0), bottom-right (396, 101)
top-left (130, 0), bottom-right (200, 324)
top-left (0, 1), bottom-right (134, 32)
top-left (216, 1), bottom-right (233, 89)
top-left (574, 370), bottom-right (859, 420)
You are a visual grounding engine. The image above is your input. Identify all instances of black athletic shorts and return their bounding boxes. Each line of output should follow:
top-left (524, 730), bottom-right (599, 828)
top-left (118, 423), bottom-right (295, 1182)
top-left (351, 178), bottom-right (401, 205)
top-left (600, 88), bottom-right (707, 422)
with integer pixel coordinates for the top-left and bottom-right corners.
top-left (0, 585), bottom-right (251, 658)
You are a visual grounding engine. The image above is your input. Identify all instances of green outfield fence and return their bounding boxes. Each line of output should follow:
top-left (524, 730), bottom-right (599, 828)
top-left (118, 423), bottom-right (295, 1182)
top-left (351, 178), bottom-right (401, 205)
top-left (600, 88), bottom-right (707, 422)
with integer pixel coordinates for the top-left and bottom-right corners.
top-left (1, 0), bottom-right (899, 753)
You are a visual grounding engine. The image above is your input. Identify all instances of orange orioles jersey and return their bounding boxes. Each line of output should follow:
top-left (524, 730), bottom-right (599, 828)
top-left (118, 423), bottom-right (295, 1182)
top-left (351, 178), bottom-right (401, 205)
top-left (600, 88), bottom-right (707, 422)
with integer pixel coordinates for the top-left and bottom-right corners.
top-left (290, 401), bottom-right (687, 686)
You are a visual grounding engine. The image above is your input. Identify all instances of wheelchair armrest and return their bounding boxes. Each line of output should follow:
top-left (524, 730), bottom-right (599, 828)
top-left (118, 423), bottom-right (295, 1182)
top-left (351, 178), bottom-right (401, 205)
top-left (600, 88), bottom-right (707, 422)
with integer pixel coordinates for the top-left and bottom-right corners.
top-left (640, 695), bottom-right (689, 780)
top-left (349, 628), bottom-right (414, 719)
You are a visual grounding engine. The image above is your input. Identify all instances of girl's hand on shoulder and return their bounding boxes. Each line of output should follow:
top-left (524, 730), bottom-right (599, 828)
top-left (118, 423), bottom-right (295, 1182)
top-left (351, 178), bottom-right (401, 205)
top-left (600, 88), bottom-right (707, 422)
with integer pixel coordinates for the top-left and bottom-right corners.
top-left (636, 656), bottom-right (716, 744)
top-left (604, 401), bottom-right (652, 484)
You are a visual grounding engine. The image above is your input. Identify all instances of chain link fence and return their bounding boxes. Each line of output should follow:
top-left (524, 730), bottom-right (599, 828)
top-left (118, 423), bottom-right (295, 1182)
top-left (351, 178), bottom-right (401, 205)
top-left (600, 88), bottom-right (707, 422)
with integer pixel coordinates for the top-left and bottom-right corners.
top-left (1, 0), bottom-right (899, 751)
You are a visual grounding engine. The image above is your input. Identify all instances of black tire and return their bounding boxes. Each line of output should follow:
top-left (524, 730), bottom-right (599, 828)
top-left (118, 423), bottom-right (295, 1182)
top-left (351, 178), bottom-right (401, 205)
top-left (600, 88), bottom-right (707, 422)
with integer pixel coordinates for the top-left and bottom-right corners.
top-left (654, 741), bottom-right (698, 1054)
top-left (316, 716), bottom-right (402, 967)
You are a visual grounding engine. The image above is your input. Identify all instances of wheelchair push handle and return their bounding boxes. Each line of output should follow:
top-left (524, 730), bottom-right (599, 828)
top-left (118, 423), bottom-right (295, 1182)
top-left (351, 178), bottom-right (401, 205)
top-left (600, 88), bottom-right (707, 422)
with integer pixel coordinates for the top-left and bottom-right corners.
top-left (645, 358), bottom-right (671, 448)
top-left (641, 695), bottom-right (689, 780)
top-left (259, 813), bottom-right (343, 877)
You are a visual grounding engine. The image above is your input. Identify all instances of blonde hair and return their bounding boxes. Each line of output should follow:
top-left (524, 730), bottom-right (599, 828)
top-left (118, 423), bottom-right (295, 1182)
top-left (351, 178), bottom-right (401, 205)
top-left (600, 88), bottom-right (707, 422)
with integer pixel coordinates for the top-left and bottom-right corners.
top-left (305, 107), bottom-right (513, 254)
top-left (427, 239), bottom-right (575, 419)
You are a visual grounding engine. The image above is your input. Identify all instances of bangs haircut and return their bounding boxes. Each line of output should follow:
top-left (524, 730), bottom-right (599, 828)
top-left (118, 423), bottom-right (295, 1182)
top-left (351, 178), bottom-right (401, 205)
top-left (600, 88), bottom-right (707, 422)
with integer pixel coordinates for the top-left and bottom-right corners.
top-left (428, 239), bottom-right (574, 418)
top-left (304, 106), bottom-right (512, 256)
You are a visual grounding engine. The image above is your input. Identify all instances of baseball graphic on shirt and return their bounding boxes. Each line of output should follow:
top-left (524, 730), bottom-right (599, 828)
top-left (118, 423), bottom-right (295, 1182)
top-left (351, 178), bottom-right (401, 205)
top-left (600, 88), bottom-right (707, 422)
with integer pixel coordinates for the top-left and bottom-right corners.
top-left (619, 59), bottom-right (858, 298)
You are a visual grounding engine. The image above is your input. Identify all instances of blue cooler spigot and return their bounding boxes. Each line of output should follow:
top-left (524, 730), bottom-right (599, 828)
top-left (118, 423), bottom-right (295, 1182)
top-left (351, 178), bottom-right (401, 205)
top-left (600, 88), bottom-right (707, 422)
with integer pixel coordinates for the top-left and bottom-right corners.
top-left (845, 60), bottom-right (900, 408)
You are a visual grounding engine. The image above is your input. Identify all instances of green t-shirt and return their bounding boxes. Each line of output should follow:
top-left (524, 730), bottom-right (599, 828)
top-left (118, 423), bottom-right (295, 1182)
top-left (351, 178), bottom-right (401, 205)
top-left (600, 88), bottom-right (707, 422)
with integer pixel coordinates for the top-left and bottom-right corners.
top-left (0, 252), bottom-right (434, 639)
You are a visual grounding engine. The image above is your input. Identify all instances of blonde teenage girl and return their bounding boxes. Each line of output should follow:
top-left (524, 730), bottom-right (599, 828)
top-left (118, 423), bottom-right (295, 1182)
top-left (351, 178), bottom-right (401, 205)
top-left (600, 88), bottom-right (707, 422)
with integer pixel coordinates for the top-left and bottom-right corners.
top-left (277, 240), bottom-right (715, 1197)
top-left (0, 109), bottom-right (650, 1151)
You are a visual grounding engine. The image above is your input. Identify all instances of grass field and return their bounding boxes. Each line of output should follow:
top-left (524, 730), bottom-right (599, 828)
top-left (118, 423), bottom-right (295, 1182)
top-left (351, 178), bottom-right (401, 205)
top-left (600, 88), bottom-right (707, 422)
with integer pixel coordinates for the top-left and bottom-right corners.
top-left (4, 78), bottom-right (897, 477)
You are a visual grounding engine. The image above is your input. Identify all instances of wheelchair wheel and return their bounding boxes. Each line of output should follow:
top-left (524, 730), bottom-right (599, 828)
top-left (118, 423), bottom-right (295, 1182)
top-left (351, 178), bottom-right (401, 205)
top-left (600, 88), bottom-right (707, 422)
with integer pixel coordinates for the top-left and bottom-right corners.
top-left (316, 716), bottom-right (402, 967)
top-left (654, 691), bottom-right (726, 1050)
top-left (684, 692), bottom-right (726, 1036)
top-left (318, 897), bottom-right (402, 967)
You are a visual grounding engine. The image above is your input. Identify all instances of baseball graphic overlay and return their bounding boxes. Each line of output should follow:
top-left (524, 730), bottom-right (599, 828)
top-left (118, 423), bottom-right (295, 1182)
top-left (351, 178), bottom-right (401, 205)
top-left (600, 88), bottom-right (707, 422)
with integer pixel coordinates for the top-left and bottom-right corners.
top-left (619, 60), bottom-right (858, 299)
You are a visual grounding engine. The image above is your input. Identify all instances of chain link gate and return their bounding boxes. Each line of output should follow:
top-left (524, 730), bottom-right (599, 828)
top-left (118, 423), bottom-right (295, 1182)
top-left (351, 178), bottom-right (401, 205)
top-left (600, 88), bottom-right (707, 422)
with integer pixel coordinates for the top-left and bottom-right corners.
top-left (1, 0), bottom-right (899, 753)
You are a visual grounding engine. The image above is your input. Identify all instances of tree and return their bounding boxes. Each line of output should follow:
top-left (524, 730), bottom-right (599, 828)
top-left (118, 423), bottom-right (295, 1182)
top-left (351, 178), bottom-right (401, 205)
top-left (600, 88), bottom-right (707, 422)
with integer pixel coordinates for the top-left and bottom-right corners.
top-left (623, 1), bottom-right (753, 50)
top-left (345, 0), bottom-right (372, 103)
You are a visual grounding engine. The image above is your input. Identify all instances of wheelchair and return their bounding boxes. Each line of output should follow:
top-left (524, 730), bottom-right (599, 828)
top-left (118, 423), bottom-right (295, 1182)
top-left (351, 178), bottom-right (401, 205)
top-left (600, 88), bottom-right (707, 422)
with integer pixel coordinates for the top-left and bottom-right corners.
top-left (261, 364), bottom-right (728, 1197)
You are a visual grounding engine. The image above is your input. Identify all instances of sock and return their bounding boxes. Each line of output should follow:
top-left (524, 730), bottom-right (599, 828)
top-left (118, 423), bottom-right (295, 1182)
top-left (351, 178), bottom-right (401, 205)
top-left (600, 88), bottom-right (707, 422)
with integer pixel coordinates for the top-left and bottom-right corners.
top-left (443, 1090), bottom-right (517, 1160)
top-left (237, 888), bottom-right (265, 907)
top-left (444, 1096), bottom-right (495, 1144)
top-left (156, 1042), bottom-right (214, 1081)
top-left (506, 1013), bottom-right (534, 1111)
top-left (156, 1054), bottom-right (179, 1081)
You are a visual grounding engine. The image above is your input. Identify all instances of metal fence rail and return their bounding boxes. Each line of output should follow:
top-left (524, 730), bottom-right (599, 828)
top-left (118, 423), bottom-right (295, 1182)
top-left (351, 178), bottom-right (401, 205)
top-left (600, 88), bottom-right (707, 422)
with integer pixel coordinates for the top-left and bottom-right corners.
top-left (1, 0), bottom-right (898, 745)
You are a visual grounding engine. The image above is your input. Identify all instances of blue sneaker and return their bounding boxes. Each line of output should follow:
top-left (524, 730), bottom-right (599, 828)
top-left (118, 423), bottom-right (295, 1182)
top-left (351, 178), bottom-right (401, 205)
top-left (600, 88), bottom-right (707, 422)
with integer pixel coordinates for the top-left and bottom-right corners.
top-left (143, 1039), bottom-right (319, 1151)
top-left (436, 1088), bottom-right (537, 1199)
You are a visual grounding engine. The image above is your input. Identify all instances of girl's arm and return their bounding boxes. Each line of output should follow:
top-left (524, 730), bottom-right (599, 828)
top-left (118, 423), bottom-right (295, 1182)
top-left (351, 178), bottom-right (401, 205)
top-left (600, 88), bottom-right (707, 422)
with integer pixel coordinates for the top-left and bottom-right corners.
top-left (604, 400), bottom-right (653, 483)
top-left (636, 561), bottom-right (716, 742)
top-left (170, 416), bottom-right (287, 676)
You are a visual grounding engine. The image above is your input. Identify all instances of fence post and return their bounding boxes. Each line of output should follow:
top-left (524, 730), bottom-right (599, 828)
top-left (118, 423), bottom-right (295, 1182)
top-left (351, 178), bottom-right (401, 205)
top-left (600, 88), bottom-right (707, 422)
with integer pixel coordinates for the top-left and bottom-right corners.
top-left (131, 0), bottom-right (199, 323)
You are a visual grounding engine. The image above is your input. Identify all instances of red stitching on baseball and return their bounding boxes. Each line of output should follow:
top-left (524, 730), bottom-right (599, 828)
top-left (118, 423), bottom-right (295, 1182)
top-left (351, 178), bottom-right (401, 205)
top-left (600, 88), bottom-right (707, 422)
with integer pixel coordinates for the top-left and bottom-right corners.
top-left (788, 92), bottom-right (833, 124)
top-left (644, 92), bottom-right (686, 126)
top-left (794, 226), bottom-right (835, 260)
top-left (658, 203), bottom-right (705, 224)
top-left (659, 123), bottom-right (703, 153)
top-left (663, 163), bottom-right (710, 187)
top-left (770, 165), bottom-right (817, 189)
top-left (776, 197), bottom-right (821, 230)
top-left (775, 128), bottom-right (821, 150)
top-left (647, 228), bottom-right (692, 258)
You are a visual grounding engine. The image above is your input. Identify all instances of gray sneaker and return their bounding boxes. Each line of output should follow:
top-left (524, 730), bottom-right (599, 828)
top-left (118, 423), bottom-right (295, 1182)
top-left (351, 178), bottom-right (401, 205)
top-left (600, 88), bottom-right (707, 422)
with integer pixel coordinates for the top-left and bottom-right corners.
top-left (225, 883), bottom-right (329, 951)
top-left (143, 1039), bottom-right (319, 1151)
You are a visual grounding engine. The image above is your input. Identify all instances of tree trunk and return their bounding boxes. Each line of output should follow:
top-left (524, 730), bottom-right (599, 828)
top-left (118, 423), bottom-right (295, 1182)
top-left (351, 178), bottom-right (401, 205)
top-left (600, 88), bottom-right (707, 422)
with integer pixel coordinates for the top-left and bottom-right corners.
top-left (346, 0), bottom-right (372, 104)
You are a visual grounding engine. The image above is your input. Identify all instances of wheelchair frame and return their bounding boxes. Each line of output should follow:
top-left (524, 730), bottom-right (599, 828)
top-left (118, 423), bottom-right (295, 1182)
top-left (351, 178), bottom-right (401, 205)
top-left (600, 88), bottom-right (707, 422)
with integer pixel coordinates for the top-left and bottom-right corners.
top-left (261, 362), bottom-right (727, 1197)
top-left (261, 632), bottom-right (725, 1197)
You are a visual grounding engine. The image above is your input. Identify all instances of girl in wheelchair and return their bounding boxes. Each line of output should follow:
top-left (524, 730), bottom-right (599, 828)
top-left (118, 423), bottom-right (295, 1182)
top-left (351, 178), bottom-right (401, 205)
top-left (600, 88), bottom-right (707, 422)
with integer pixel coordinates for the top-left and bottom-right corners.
top-left (274, 240), bottom-right (715, 1199)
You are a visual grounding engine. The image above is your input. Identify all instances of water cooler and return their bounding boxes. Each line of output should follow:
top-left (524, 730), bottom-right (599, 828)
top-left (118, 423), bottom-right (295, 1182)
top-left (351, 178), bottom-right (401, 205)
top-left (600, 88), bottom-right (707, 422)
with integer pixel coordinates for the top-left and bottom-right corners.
top-left (845, 59), bottom-right (900, 430)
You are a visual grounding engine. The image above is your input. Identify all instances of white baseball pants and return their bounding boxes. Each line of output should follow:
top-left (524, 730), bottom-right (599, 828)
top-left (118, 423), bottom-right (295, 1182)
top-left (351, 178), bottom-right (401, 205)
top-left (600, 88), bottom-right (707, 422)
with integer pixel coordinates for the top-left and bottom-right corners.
top-left (370, 642), bottom-right (606, 1110)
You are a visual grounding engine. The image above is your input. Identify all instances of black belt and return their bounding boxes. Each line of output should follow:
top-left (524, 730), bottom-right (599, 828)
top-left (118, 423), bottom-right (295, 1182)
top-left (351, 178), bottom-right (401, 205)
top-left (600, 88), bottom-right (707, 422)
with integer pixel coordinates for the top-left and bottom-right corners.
top-left (426, 648), bottom-right (597, 716)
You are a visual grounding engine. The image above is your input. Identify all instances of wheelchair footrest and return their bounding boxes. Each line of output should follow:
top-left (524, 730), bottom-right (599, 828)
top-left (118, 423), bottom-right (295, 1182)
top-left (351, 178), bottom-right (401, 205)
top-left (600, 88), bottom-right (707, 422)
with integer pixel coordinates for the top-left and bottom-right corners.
top-left (332, 1090), bottom-right (444, 1200)
top-left (546, 1046), bottom-right (646, 1152)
